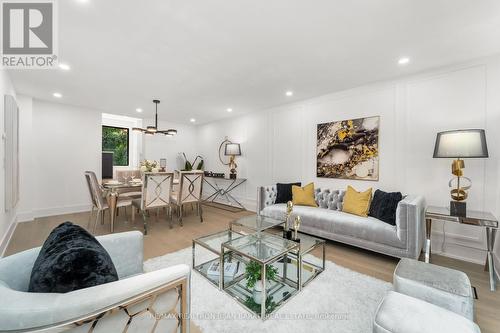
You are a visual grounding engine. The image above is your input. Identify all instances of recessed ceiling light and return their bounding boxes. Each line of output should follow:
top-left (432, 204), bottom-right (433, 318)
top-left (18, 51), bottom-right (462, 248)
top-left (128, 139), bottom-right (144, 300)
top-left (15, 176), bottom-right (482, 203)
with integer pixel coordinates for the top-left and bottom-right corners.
top-left (227, 108), bottom-right (233, 112)
top-left (285, 91), bottom-right (293, 96)
top-left (58, 63), bottom-right (70, 71)
top-left (190, 118), bottom-right (196, 123)
top-left (53, 92), bottom-right (62, 98)
top-left (136, 108), bottom-right (143, 113)
top-left (398, 57), bottom-right (410, 65)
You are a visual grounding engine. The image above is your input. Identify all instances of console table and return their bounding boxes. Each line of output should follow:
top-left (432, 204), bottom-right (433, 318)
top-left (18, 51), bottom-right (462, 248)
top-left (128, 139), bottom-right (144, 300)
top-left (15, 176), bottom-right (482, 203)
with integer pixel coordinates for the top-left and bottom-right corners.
top-left (425, 206), bottom-right (498, 291)
top-left (203, 177), bottom-right (247, 211)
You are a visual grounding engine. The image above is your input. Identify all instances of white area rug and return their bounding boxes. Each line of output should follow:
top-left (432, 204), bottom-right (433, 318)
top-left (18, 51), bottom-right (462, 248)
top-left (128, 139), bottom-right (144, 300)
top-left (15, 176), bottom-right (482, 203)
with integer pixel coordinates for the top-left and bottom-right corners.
top-left (144, 247), bottom-right (392, 333)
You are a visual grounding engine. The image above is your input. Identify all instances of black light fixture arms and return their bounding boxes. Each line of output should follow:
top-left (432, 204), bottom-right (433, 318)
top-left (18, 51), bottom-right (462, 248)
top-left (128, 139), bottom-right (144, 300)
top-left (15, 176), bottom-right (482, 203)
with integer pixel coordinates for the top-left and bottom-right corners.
top-left (132, 99), bottom-right (177, 136)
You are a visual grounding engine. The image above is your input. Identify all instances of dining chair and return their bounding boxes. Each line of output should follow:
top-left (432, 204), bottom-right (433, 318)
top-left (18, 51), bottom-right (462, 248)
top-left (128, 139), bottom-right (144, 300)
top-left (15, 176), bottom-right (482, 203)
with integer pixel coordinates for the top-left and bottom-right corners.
top-left (171, 171), bottom-right (204, 226)
top-left (84, 171), bottom-right (132, 234)
top-left (131, 172), bottom-right (174, 234)
top-left (116, 169), bottom-right (142, 199)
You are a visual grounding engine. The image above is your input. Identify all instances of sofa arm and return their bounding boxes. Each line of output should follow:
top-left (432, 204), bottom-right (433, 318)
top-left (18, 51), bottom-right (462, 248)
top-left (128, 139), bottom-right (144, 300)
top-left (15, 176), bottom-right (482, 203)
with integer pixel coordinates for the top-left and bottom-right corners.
top-left (257, 185), bottom-right (277, 213)
top-left (0, 264), bottom-right (190, 332)
top-left (396, 195), bottom-right (426, 259)
top-left (97, 231), bottom-right (144, 278)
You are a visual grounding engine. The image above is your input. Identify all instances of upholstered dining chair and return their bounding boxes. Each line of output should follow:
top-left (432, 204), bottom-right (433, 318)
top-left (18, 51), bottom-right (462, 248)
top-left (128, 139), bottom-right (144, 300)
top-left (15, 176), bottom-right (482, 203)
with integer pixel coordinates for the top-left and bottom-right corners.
top-left (116, 169), bottom-right (142, 199)
top-left (0, 231), bottom-right (190, 333)
top-left (131, 172), bottom-right (174, 234)
top-left (84, 171), bottom-right (132, 233)
top-left (170, 171), bottom-right (204, 226)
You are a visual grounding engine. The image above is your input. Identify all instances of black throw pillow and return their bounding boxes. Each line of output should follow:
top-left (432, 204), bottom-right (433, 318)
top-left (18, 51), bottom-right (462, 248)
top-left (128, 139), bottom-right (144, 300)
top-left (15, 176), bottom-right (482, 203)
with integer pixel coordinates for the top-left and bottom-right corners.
top-left (369, 189), bottom-right (403, 225)
top-left (275, 182), bottom-right (301, 203)
top-left (29, 222), bottom-right (118, 293)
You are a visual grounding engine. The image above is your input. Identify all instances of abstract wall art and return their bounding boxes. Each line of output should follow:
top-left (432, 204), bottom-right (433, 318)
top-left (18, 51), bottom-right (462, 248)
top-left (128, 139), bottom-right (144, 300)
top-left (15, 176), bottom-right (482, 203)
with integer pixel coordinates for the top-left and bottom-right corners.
top-left (317, 116), bottom-right (379, 180)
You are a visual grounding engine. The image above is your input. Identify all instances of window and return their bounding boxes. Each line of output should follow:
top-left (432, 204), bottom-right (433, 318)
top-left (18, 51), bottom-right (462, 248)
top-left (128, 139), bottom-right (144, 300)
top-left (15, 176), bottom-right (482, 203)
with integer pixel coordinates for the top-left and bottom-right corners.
top-left (102, 126), bottom-right (129, 166)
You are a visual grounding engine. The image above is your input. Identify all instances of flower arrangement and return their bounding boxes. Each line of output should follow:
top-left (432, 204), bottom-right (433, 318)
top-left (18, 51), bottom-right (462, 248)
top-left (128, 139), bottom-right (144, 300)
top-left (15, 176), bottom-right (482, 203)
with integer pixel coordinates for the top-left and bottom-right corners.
top-left (140, 160), bottom-right (159, 172)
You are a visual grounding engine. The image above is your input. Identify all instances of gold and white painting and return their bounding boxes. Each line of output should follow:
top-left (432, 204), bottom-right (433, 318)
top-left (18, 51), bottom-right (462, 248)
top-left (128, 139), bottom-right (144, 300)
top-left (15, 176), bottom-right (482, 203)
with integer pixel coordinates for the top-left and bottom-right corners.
top-left (317, 116), bottom-right (379, 180)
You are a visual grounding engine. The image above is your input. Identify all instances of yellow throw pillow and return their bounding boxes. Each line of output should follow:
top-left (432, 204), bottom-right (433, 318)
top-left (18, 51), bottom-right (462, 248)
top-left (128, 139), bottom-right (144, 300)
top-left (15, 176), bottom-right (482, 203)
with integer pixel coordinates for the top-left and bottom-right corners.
top-left (292, 183), bottom-right (318, 207)
top-left (342, 185), bottom-right (372, 217)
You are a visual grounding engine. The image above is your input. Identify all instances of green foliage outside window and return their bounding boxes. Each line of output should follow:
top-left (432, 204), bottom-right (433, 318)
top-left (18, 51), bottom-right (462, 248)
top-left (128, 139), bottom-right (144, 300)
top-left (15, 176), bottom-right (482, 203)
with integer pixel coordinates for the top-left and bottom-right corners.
top-left (102, 126), bottom-right (129, 166)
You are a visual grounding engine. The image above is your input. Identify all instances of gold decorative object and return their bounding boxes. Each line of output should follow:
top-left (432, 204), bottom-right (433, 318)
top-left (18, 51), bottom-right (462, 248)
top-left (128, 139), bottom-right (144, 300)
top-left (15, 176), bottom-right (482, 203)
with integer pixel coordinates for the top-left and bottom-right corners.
top-left (285, 201), bottom-right (293, 230)
top-left (293, 216), bottom-right (301, 241)
top-left (449, 159), bottom-right (471, 201)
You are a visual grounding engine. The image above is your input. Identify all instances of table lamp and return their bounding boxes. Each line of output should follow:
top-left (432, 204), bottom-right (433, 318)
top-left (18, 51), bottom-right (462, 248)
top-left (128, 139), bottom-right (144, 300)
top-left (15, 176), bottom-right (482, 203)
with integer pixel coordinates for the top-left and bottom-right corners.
top-left (225, 143), bottom-right (241, 179)
top-left (433, 129), bottom-right (488, 216)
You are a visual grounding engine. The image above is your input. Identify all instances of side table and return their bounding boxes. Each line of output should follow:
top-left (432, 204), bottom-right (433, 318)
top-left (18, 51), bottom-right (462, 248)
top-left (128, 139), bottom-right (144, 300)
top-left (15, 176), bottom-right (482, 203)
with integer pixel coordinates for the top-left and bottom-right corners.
top-left (425, 205), bottom-right (498, 291)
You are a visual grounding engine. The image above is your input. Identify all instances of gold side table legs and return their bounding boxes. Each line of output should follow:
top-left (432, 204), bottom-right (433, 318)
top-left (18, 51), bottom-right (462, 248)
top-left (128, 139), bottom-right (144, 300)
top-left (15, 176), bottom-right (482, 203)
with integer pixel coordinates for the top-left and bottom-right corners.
top-left (425, 218), bottom-right (432, 263)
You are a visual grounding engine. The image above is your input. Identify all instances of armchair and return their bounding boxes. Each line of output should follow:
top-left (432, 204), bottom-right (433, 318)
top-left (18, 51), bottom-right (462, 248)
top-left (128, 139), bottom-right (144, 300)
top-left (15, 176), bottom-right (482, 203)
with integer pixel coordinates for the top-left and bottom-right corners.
top-left (0, 231), bottom-right (190, 333)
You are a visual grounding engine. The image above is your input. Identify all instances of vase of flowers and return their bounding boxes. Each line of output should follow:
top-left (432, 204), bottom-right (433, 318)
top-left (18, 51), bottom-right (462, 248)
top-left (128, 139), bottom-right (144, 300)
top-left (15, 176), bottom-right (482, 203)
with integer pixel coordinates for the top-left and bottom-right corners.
top-left (245, 261), bottom-right (278, 304)
top-left (140, 160), bottom-right (159, 172)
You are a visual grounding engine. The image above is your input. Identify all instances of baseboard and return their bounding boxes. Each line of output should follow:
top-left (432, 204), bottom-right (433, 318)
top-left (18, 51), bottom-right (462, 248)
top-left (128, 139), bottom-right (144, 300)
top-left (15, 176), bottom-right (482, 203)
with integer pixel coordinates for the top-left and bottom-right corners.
top-left (431, 231), bottom-right (485, 264)
top-left (30, 204), bottom-right (91, 220)
top-left (16, 210), bottom-right (35, 222)
top-left (0, 217), bottom-right (18, 257)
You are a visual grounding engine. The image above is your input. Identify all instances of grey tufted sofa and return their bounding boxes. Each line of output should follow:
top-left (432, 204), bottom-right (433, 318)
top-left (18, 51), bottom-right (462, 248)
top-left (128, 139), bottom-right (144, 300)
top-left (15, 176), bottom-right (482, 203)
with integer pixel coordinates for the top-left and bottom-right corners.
top-left (257, 185), bottom-right (426, 259)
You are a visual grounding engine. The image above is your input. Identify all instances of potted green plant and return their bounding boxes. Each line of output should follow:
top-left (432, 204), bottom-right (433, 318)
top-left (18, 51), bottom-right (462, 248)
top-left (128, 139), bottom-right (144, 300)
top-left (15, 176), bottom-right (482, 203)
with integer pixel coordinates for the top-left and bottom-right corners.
top-left (245, 261), bottom-right (278, 304)
top-left (180, 153), bottom-right (204, 171)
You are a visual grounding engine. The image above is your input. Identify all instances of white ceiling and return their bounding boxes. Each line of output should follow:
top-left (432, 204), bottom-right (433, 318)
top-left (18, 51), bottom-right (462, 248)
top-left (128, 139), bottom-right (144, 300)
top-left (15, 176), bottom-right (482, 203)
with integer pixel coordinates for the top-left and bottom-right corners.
top-left (8, 0), bottom-right (500, 124)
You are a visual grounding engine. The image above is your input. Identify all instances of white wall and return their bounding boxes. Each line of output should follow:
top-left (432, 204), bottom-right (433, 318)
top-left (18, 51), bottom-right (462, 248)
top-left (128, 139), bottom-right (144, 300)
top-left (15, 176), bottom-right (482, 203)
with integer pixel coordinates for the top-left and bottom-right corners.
top-left (143, 120), bottom-right (199, 171)
top-left (0, 70), bottom-right (17, 254)
top-left (17, 99), bottom-right (101, 220)
top-left (14, 105), bottom-right (197, 222)
top-left (197, 55), bottom-right (500, 265)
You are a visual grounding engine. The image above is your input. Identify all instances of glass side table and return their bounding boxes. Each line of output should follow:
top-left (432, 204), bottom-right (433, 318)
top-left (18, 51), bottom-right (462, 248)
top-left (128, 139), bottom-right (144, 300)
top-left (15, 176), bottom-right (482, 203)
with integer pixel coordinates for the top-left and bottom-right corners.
top-left (192, 229), bottom-right (244, 288)
top-left (425, 205), bottom-right (498, 291)
top-left (221, 232), bottom-right (300, 319)
top-left (287, 232), bottom-right (326, 290)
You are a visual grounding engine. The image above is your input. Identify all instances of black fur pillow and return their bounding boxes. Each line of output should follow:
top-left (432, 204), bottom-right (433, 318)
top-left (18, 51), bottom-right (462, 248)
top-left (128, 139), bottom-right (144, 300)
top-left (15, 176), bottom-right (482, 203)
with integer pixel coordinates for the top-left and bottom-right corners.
top-left (275, 182), bottom-right (301, 203)
top-left (29, 222), bottom-right (118, 293)
top-left (369, 190), bottom-right (403, 225)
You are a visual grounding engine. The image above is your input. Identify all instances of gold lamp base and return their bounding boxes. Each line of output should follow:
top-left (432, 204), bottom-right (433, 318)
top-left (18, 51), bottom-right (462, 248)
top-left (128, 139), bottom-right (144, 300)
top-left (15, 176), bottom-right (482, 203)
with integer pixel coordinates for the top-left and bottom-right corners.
top-left (229, 155), bottom-right (237, 179)
top-left (449, 158), bottom-right (471, 217)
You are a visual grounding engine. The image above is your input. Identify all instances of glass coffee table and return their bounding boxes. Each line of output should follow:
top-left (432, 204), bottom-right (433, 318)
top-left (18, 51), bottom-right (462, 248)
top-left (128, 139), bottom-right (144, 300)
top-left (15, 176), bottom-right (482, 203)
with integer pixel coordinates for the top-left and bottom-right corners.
top-left (192, 229), bottom-right (245, 288)
top-left (192, 215), bottom-right (326, 319)
top-left (221, 232), bottom-right (300, 319)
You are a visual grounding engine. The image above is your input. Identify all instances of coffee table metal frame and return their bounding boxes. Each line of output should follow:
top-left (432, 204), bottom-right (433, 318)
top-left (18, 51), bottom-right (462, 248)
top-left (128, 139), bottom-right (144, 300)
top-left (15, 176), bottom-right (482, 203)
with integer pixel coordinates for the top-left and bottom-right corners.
top-left (192, 215), bottom-right (326, 319)
top-left (221, 232), bottom-right (300, 319)
top-left (192, 229), bottom-right (245, 289)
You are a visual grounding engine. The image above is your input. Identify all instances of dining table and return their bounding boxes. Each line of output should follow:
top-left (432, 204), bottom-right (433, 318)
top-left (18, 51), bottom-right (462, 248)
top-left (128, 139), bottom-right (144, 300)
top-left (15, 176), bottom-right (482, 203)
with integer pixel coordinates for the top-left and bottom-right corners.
top-left (102, 178), bottom-right (180, 233)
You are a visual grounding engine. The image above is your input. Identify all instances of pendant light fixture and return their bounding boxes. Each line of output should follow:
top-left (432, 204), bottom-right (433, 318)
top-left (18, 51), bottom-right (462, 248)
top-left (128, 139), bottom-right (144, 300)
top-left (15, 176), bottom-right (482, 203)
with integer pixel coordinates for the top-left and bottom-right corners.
top-left (132, 99), bottom-right (177, 136)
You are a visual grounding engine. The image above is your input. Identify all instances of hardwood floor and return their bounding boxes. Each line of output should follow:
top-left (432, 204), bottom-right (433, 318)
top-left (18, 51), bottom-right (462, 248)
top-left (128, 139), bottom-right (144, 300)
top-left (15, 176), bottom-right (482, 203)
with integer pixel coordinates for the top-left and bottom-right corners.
top-left (5, 205), bottom-right (500, 333)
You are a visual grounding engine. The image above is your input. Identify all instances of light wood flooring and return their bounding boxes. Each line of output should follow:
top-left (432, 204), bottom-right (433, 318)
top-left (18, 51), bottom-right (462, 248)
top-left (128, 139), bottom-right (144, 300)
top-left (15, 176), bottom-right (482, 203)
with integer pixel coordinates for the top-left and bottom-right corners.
top-left (5, 205), bottom-right (500, 333)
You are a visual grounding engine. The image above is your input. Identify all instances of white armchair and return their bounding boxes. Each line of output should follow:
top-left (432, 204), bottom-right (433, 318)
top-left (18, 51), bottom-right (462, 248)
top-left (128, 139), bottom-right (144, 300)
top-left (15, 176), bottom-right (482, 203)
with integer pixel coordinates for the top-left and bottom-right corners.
top-left (0, 231), bottom-right (190, 333)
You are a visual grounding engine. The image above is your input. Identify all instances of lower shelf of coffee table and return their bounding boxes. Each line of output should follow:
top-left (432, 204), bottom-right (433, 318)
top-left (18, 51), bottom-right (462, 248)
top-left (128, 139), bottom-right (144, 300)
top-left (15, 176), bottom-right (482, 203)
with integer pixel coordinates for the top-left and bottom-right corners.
top-left (194, 256), bottom-right (247, 288)
top-left (224, 274), bottom-right (299, 317)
